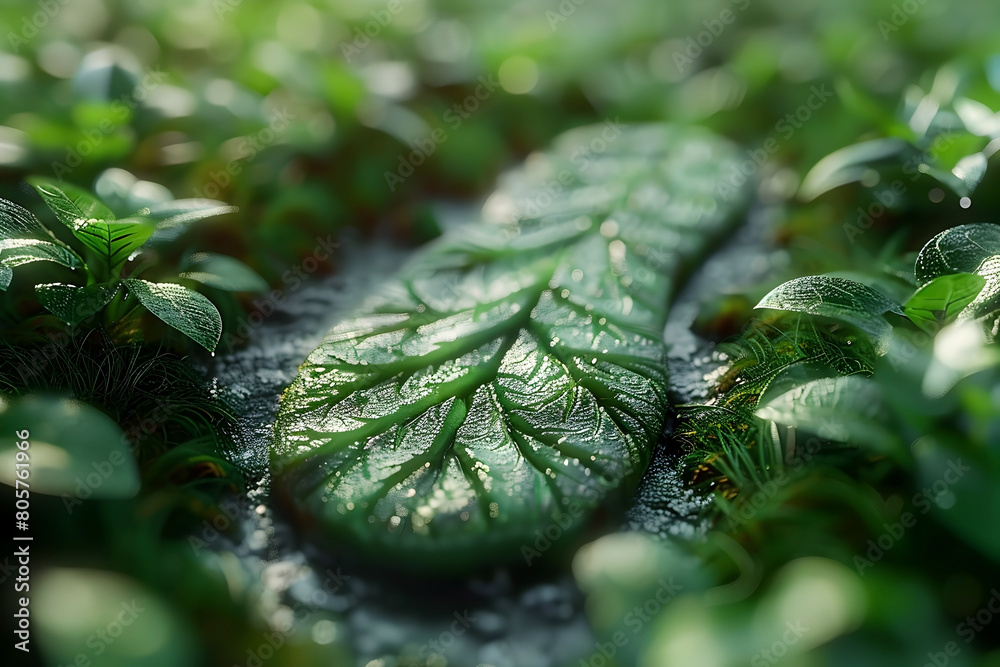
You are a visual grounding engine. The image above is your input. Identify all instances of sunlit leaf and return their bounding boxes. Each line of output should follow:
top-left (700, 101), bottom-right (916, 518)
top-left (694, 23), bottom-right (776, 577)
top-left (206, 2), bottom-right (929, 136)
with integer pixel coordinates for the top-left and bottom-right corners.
top-left (755, 276), bottom-right (904, 353)
top-left (272, 124), bottom-right (749, 570)
top-left (0, 238), bottom-right (83, 290)
top-left (123, 278), bottom-right (222, 351)
top-left (903, 273), bottom-right (986, 333)
top-left (915, 223), bottom-right (1000, 335)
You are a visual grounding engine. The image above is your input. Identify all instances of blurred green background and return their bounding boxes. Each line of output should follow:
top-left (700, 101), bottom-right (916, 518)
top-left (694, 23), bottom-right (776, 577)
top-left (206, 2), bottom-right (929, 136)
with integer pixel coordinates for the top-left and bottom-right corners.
top-left (3, 0), bottom-right (1000, 666)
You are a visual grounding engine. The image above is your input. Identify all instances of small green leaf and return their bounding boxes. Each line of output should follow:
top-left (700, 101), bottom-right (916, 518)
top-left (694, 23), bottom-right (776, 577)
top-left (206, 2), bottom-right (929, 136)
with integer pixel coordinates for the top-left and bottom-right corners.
top-left (179, 252), bottom-right (268, 292)
top-left (29, 177), bottom-right (116, 225)
top-left (903, 273), bottom-right (986, 333)
top-left (123, 278), bottom-right (222, 351)
top-left (915, 223), bottom-right (1000, 334)
top-left (755, 276), bottom-right (904, 353)
top-left (0, 394), bottom-right (139, 498)
top-left (0, 264), bottom-right (11, 289)
top-left (35, 282), bottom-right (118, 326)
top-left (71, 216), bottom-right (156, 275)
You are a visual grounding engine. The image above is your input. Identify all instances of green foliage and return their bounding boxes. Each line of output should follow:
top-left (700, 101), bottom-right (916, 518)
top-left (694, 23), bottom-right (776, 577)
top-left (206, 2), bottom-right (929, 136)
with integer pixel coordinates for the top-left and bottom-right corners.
top-left (0, 179), bottom-right (261, 351)
top-left (272, 123), bottom-right (750, 570)
top-left (904, 272), bottom-right (986, 333)
top-left (755, 275), bottom-right (904, 353)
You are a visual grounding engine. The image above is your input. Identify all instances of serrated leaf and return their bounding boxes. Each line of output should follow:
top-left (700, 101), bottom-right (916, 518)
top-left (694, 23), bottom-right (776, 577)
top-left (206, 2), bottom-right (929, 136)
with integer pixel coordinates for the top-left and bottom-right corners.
top-left (755, 276), bottom-right (904, 353)
top-left (35, 282), bottom-right (118, 326)
top-left (755, 375), bottom-right (897, 453)
top-left (903, 273), bottom-right (986, 333)
top-left (179, 252), bottom-right (267, 292)
top-left (272, 124), bottom-right (749, 570)
top-left (29, 177), bottom-right (116, 225)
top-left (0, 239), bottom-right (84, 289)
top-left (915, 223), bottom-right (1000, 336)
top-left (122, 279), bottom-right (222, 351)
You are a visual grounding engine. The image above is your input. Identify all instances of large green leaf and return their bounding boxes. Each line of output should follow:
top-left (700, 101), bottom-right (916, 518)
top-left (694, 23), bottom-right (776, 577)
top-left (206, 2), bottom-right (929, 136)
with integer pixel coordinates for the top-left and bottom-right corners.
top-left (915, 223), bottom-right (1000, 336)
top-left (755, 276), bottom-right (904, 353)
top-left (35, 282), bottom-right (118, 326)
top-left (123, 279), bottom-right (222, 352)
top-left (272, 124), bottom-right (749, 570)
top-left (0, 394), bottom-right (139, 498)
top-left (903, 272), bottom-right (986, 333)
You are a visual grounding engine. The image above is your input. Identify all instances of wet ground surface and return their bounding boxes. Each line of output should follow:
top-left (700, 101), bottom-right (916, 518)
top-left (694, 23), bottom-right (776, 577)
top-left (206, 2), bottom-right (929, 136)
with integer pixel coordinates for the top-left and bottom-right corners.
top-left (205, 204), bottom-right (782, 666)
